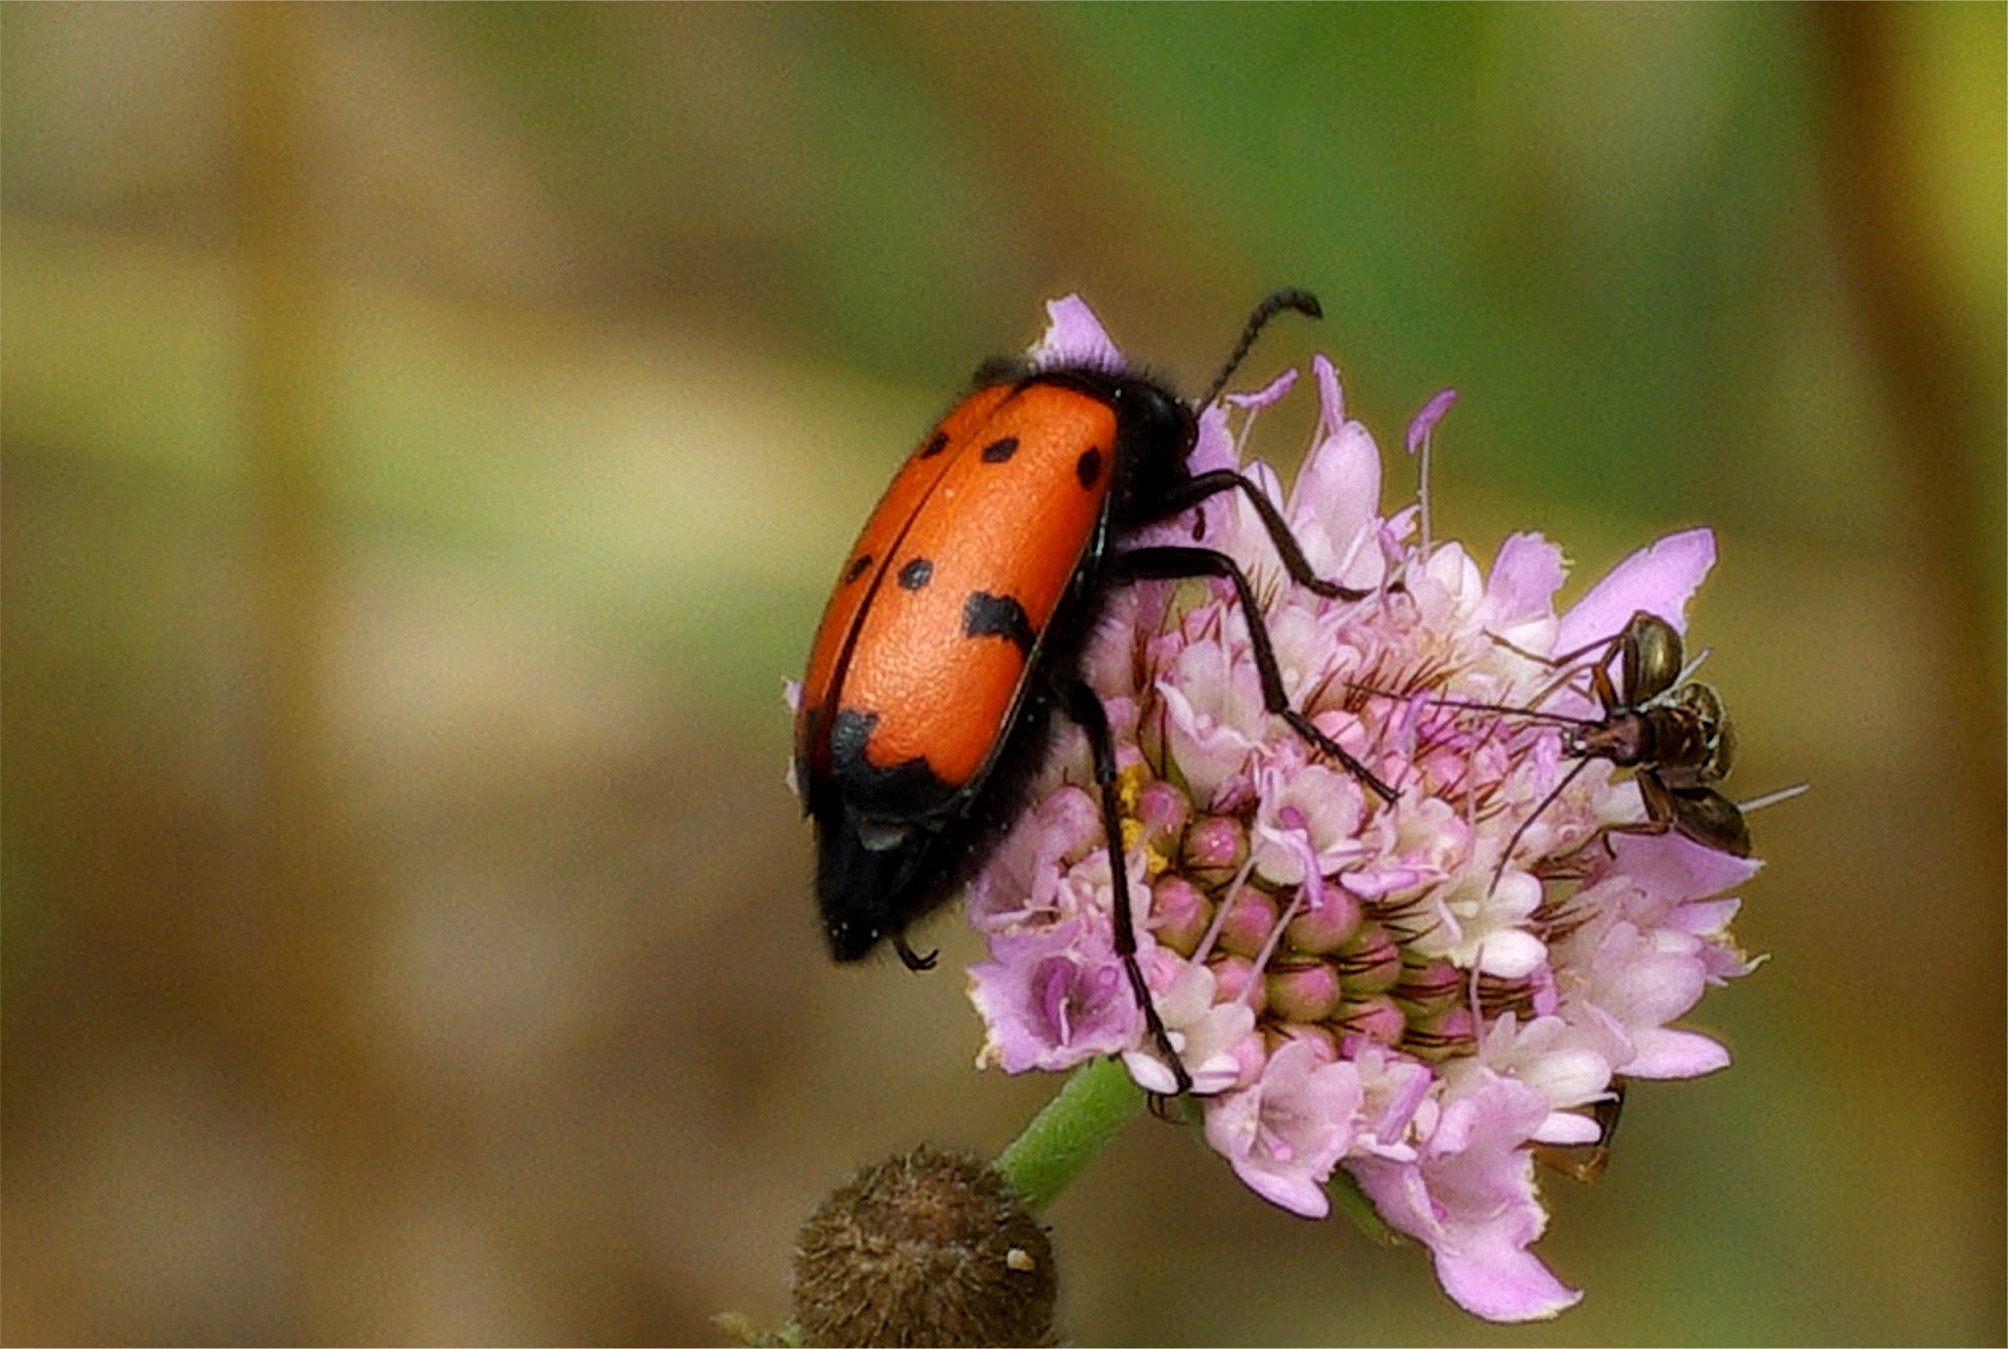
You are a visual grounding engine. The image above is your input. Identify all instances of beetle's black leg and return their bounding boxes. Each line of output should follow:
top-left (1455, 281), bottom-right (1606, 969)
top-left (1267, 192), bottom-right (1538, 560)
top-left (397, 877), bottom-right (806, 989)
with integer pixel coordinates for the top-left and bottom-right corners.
top-left (892, 933), bottom-right (939, 971)
top-left (1063, 676), bottom-right (1193, 1097)
top-left (1149, 469), bottom-right (1382, 602)
top-left (1110, 545), bottom-right (1399, 803)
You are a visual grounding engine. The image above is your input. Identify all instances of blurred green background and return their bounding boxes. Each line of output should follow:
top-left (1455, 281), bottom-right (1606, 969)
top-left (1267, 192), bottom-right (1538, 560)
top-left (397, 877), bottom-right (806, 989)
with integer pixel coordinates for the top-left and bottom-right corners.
top-left (3, 4), bottom-right (2001, 1344)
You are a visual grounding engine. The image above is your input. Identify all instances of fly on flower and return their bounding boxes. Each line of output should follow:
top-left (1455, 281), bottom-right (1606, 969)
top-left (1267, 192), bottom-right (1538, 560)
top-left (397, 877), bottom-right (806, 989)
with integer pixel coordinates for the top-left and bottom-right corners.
top-left (961, 296), bottom-right (1778, 1323)
top-left (1542, 614), bottom-right (1747, 855)
top-left (1430, 607), bottom-right (1756, 892)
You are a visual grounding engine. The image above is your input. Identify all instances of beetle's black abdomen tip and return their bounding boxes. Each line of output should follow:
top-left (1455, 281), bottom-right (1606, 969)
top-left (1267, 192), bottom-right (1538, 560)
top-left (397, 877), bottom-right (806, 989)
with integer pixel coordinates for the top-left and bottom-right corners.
top-left (816, 831), bottom-right (904, 962)
top-left (824, 914), bottom-right (885, 963)
top-left (812, 793), bottom-right (943, 965)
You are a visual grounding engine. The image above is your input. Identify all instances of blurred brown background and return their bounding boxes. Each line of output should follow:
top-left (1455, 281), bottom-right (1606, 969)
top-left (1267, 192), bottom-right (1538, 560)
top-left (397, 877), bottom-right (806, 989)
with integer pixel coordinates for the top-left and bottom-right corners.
top-left (3, 5), bottom-right (2001, 1344)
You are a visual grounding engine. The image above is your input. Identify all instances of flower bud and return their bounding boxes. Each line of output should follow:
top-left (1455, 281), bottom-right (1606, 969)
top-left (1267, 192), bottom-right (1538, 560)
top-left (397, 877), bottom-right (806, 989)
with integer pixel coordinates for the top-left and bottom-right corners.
top-left (1216, 886), bottom-right (1281, 959)
top-left (792, 1147), bottom-right (1057, 1347)
top-left (1337, 994), bottom-right (1409, 1047)
top-left (1267, 957), bottom-right (1346, 1023)
top-left (1148, 874), bottom-right (1211, 955)
top-left (1284, 885), bottom-right (1363, 954)
top-left (1394, 957), bottom-right (1464, 1014)
top-left (1207, 953), bottom-right (1267, 1014)
top-left (1134, 779), bottom-right (1192, 850)
top-left (1405, 1003), bottom-right (1480, 1061)
top-left (1338, 922), bottom-right (1402, 994)
top-left (1180, 814), bottom-right (1247, 880)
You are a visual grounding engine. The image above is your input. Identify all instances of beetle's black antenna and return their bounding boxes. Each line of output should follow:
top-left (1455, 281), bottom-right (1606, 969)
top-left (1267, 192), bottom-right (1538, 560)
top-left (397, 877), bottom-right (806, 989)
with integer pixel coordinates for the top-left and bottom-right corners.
top-left (1197, 288), bottom-right (1323, 410)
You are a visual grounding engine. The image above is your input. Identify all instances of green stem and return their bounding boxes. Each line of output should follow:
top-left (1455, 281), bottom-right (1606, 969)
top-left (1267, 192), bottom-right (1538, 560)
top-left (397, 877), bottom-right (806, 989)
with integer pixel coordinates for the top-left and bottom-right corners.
top-left (993, 1057), bottom-right (1148, 1212)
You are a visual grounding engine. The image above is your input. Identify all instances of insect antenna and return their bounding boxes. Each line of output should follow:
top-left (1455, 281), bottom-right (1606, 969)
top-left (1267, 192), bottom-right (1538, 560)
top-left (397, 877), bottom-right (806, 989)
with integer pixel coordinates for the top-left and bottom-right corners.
top-left (1196, 288), bottom-right (1323, 410)
top-left (1416, 695), bottom-right (1601, 731)
top-left (1345, 680), bottom-right (1606, 895)
top-left (1346, 681), bottom-right (1602, 734)
top-left (1489, 759), bottom-right (1592, 897)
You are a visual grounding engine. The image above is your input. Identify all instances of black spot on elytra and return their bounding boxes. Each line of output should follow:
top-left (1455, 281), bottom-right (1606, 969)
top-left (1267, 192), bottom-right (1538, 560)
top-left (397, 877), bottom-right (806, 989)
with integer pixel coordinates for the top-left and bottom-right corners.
top-left (919, 430), bottom-right (950, 458)
top-left (843, 554), bottom-right (873, 584)
top-left (897, 557), bottom-right (933, 590)
top-left (826, 706), bottom-right (957, 811)
top-left (963, 591), bottom-right (1035, 654)
top-left (981, 436), bottom-right (1020, 464)
top-left (1076, 446), bottom-right (1104, 489)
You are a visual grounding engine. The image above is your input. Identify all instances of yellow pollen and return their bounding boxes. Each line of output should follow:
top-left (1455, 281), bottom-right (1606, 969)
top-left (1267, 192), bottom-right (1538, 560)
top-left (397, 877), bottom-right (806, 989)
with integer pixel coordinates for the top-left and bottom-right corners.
top-left (1115, 763), bottom-right (1169, 875)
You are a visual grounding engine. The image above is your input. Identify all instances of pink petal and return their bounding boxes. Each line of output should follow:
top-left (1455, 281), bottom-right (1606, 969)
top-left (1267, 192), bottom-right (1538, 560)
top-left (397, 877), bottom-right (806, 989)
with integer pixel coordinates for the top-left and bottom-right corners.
top-left (1609, 830), bottom-right (1762, 901)
top-left (1313, 353), bottom-right (1347, 433)
top-left (1486, 533), bottom-right (1568, 625)
top-left (1032, 295), bottom-right (1124, 370)
top-left (1185, 402), bottom-right (1239, 477)
top-left (1350, 1074), bottom-right (1580, 1321)
top-left (967, 922), bottom-right (1139, 1073)
top-left (1556, 527), bottom-right (1716, 655)
top-left (1534, 1111), bottom-right (1606, 1146)
top-left (1434, 1235), bottom-right (1585, 1323)
top-left (1666, 896), bottom-right (1743, 937)
top-left (1231, 1153), bottom-right (1332, 1218)
top-left (1625, 1026), bottom-right (1732, 1079)
top-left (1206, 1041), bottom-right (1361, 1219)
top-left (1290, 420), bottom-right (1384, 580)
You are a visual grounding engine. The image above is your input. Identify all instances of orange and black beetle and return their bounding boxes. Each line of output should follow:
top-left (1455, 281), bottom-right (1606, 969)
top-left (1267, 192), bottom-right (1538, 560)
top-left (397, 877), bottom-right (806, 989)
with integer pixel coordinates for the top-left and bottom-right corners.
top-left (795, 291), bottom-right (1395, 1090)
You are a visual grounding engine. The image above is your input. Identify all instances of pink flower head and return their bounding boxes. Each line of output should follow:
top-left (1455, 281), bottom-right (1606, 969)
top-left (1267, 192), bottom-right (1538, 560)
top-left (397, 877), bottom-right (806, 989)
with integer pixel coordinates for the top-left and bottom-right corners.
top-left (961, 297), bottom-right (1769, 1322)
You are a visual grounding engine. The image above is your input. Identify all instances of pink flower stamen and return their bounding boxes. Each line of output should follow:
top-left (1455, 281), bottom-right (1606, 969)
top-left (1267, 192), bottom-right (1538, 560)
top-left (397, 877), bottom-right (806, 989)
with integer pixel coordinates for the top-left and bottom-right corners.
top-left (1189, 851), bottom-right (1259, 966)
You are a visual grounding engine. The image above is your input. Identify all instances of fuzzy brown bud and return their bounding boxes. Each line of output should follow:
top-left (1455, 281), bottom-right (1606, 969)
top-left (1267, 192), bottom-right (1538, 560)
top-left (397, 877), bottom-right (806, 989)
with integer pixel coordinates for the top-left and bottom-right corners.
top-left (791, 1147), bottom-right (1057, 1347)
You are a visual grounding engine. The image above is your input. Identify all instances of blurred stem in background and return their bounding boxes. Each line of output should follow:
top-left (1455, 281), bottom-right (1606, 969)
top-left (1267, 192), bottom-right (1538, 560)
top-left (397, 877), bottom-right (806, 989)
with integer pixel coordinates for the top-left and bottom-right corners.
top-left (235, 7), bottom-right (403, 1341)
top-left (1817, 4), bottom-right (2005, 829)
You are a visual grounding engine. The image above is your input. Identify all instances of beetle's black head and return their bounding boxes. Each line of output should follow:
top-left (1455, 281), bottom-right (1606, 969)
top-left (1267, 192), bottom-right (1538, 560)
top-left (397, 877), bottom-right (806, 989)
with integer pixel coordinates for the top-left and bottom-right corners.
top-left (1105, 374), bottom-right (1200, 515)
top-left (1112, 375), bottom-right (1195, 458)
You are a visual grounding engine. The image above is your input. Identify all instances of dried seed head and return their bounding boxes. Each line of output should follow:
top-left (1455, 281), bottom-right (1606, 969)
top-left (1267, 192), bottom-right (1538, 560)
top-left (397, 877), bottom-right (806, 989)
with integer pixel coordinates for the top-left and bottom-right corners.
top-left (791, 1147), bottom-right (1056, 1348)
